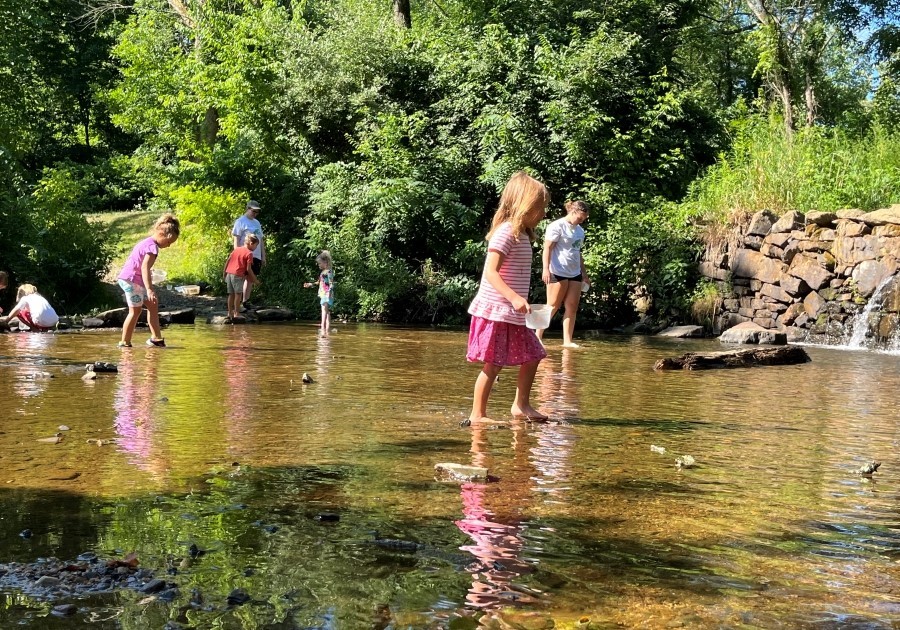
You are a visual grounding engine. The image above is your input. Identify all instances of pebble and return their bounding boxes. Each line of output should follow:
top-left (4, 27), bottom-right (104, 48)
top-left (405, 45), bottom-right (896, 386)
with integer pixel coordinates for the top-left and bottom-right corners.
top-left (58, 425), bottom-right (70, 431)
top-left (51, 604), bottom-right (77, 617)
top-left (35, 575), bottom-right (60, 587)
top-left (226, 588), bottom-right (251, 606)
top-left (315, 513), bottom-right (340, 522)
top-left (675, 455), bottom-right (696, 469)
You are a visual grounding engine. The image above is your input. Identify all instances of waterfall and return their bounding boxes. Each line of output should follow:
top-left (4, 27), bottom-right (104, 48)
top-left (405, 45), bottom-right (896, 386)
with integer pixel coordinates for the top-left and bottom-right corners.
top-left (845, 275), bottom-right (895, 349)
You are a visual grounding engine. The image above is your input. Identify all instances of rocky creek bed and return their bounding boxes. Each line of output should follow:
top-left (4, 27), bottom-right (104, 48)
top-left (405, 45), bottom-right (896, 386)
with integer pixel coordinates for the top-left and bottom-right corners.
top-left (0, 553), bottom-right (175, 611)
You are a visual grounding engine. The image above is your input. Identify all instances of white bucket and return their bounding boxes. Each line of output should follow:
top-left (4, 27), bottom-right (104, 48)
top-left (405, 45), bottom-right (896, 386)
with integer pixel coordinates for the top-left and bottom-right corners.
top-left (150, 269), bottom-right (167, 285)
top-left (525, 304), bottom-right (552, 330)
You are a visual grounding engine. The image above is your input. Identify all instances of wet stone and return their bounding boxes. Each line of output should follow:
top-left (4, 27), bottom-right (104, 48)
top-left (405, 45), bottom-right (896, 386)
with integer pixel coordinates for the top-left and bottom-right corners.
top-left (51, 604), bottom-right (77, 617)
top-left (158, 588), bottom-right (179, 602)
top-left (226, 588), bottom-right (251, 606)
top-left (35, 575), bottom-right (60, 588)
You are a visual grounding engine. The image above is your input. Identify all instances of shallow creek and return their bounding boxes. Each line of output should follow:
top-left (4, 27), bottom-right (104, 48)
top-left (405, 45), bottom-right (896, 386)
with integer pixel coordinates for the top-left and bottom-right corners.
top-left (0, 324), bottom-right (898, 628)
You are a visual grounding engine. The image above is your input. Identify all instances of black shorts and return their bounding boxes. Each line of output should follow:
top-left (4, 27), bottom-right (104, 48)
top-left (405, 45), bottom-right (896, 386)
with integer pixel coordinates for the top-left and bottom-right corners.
top-left (549, 272), bottom-right (582, 283)
top-left (251, 258), bottom-right (262, 276)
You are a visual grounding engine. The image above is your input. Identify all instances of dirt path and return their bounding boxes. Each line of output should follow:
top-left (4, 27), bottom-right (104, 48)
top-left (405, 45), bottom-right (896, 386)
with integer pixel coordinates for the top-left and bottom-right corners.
top-left (102, 281), bottom-right (229, 317)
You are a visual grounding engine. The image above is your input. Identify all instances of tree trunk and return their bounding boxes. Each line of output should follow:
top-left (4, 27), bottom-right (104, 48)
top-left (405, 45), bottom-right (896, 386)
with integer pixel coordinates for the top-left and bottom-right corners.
top-left (654, 346), bottom-right (811, 370)
top-left (804, 68), bottom-right (817, 127)
top-left (393, 0), bottom-right (411, 28)
top-left (777, 77), bottom-right (794, 134)
top-left (202, 106), bottom-right (219, 147)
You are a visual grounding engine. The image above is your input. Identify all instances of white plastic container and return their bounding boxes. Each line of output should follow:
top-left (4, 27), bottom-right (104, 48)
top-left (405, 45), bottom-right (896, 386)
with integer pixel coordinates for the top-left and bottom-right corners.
top-left (174, 285), bottom-right (200, 296)
top-left (150, 269), bottom-right (167, 285)
top-left (581, 281), bottom-right (590, 293)
top-left (525, 304), bottom-right (552, 330)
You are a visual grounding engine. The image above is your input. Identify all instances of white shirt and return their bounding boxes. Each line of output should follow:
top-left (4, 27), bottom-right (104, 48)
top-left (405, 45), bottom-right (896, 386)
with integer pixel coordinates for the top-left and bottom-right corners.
top-left (15, 294), bottom-right (59, 328)
top-left (232, 215), bottom-right (264, 260)
top-left (545, 217), bottom-right (585, 277)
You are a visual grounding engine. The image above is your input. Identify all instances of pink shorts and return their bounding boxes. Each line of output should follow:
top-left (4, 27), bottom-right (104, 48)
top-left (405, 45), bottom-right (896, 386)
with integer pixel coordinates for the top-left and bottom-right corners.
top-left (466, 316), bottom-right (546, 366)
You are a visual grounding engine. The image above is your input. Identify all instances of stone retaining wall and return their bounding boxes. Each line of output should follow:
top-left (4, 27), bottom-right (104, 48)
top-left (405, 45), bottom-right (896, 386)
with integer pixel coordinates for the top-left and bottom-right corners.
top-left (699, 206), bottom-right (900, 344)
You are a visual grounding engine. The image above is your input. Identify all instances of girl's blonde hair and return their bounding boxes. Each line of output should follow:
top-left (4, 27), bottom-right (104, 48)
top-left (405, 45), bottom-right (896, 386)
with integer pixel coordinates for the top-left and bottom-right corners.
top-left (16, 284), bottom-right (37, 302)
top-left (487, 171), bottom-right (550, 242)
top-left (316, 250), bottom-right (332, 268)
top-left (153, 213), bottom-right (181, 240)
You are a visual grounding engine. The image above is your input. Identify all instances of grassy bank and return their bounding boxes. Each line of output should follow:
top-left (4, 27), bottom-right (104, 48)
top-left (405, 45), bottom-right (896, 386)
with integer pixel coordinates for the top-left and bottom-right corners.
top-left (682, 117), bottom-right (900, 227)
top-left (89, 211), bottom-right (226, 288)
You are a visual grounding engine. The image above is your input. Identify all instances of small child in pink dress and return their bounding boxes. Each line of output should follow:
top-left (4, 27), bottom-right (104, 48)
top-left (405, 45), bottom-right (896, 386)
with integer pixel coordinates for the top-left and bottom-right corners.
top-left (466, 172), bottom-right (549, 423)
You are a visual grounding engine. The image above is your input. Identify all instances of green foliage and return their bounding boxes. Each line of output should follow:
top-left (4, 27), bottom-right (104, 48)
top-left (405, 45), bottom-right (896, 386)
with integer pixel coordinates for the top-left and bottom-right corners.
top-left (683, 115), bottom-right (900, 221)
top-left (690, 279), bottom-right (725, 330)
top-left (589, 201), bottom-right (700, 322)
top-left (8, 0), bottom-right (900, 323)
top-left (164, 184), bottom-right (242, 290)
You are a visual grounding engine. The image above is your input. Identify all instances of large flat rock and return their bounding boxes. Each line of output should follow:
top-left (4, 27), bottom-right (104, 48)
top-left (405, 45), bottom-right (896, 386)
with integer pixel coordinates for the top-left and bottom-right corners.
top-left (657, 325), bottom-right (705, 338)
top-left (719, 321), bottom-right (787, 345)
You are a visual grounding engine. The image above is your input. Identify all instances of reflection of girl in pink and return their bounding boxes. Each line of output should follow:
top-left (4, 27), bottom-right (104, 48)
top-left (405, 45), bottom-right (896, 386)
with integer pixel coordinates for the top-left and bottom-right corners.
top-left (455, 421), bottom-right (540, 609)
top-left (113, 352), bottom-right (165, 477)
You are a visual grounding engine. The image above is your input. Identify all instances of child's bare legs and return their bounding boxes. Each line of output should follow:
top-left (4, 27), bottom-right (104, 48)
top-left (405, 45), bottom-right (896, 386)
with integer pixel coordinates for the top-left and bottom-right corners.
top-left (227, 293), bottom-right (238, 319)
top-left (511, 359), bottom-right (548, 419)
top-left (121, 305), bottom-right (143, 344)
top-left (146, 299), bottom-right (163, 340)
top-left (470, 362), bottom-right (502, 422)
top-left (320, 304), bottom-right (330, 337)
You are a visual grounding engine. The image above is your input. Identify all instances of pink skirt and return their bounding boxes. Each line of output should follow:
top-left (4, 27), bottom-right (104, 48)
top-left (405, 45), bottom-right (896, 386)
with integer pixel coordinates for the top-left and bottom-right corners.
top-left (466, 316), bottom-right (547, 366)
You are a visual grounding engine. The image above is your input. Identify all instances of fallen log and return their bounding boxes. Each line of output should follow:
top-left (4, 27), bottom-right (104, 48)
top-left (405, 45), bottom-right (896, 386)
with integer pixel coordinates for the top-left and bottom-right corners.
top-left (654, 346), bottom-right (810, 371)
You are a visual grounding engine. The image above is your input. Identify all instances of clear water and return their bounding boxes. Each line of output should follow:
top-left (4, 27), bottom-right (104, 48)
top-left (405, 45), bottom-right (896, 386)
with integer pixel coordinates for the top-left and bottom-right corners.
top-left (1, 324), bottom-right (899, 628)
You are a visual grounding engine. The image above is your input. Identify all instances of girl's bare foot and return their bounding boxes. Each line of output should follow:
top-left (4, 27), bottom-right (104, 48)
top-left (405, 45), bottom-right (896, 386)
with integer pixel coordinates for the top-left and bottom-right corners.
top-left (562, 342), bottom-right (580, 348)
top-left (510, 405), bottom-right (549, 421)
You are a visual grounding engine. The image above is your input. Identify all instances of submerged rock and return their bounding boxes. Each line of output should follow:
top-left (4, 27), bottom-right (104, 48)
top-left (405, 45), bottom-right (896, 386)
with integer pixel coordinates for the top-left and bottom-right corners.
top-left (676, 455), bottom-right (696, 469)
top-left (226, 588), bottom-right (251, 606)
top-left (0, 554), bottom-right (163, 602)
top-left (856, 461), bottom-right (881, 476)
top-left (675, 455), bottom-right (697, 470)
top-left (51, 604), bottom-right (77, 617)
top-left (86, 361), bottom-right (118, 373)
top-left (657, 325), bottom-right (705, 338)
top-left (434, 462), bottom-right (488, 482)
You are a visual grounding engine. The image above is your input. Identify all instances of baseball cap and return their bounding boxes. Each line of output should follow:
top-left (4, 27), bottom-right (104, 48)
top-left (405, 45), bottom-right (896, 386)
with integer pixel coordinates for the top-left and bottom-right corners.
top-left (246, 200), bottom-right (261, 211)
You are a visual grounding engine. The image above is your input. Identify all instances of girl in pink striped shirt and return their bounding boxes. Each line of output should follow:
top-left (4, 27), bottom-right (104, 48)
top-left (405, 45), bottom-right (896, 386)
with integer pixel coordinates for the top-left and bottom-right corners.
top-left (466, 172), bottom-right (549, 423)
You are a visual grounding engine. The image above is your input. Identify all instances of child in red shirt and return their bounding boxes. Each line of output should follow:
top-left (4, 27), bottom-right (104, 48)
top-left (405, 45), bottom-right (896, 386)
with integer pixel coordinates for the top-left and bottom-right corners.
top-left (223, 234), bottom-right (260, 321)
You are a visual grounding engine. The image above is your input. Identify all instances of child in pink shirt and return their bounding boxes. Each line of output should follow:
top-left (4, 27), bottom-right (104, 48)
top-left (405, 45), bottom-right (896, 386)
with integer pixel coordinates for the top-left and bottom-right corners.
top-left (466, 172), bottom-right (549, 423)
top-left (117, 214), bottom-right (180, 348)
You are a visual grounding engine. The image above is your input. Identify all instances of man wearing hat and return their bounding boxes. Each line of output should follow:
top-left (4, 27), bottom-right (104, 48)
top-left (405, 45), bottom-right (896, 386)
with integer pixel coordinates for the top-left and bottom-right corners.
top-left (232, 200), bottom-right (266, 310)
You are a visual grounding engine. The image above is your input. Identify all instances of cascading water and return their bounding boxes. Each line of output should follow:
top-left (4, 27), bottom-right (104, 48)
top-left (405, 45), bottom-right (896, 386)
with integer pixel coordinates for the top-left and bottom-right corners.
top-left (845, 275), bottom-right (895, 349)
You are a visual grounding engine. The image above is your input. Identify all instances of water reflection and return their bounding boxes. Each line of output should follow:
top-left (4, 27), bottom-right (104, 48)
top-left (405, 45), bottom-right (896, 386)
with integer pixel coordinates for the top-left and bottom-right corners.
top-left (223, 327), bottom-right (255, 460)
top-left (0, 326), bottom-right (898, 628)
top-left (456, 421), bottom-right (539, 610)
top-left (10, 332), bottom-right (54, 398)
top-left (113, 350), bottom-right (166, 479)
